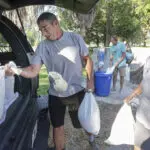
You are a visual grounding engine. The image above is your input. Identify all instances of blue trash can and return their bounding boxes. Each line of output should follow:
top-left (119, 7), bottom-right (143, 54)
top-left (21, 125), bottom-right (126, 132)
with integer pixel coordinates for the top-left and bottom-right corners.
top-left (94, 71), bottom-right (112, 96)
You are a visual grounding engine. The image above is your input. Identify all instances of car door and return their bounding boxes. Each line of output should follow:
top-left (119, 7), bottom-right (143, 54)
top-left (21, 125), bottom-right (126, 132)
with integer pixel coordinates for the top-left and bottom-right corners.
top-left (0, 15), bottom-right (39, 150)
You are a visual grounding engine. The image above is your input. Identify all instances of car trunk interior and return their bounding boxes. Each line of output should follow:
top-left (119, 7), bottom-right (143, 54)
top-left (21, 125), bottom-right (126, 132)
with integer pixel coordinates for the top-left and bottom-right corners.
top-left (0, 15), bottom-right (38, 150)
top-left (0, 0), bottom-right (98, 13)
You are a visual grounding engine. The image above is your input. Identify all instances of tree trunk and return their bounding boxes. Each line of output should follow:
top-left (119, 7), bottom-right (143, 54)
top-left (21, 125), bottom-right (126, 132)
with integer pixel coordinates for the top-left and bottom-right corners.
top-left (96, 33), bottom-right (99, 47)
top-left (144, 38), bottom-right (147, 47)
top-left (143, 33), bottom-right (147, 47)
top-left (105, 4), bottom-right (112, 47)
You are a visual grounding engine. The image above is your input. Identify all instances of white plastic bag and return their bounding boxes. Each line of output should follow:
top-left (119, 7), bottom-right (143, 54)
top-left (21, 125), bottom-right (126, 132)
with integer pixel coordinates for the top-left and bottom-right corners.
top-left (0, 68), bottom-right (5, 120)
top-left (105, 103), bottom-right (135, 145)
top-left (78, 92), bottom-right (100, 135)
top-left (49, 72), bottom-right (68, 92)
top-left (8, 61), bottom-right (22, 75)
top-left (5, 76), bottom-right (15, 100)
top-left (106, 66), bottom-right (115, 74)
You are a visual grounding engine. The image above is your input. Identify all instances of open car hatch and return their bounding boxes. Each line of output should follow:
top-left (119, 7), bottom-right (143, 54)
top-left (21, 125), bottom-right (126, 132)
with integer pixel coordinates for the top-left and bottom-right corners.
top-left (0, 0), bottom-right (99, 13)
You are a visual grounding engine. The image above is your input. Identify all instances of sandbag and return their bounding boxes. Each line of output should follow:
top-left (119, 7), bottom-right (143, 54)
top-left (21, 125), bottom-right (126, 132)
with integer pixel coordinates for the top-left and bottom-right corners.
top-left (105, 103), bottom-right (135, 145)
top-left (49, 72), bottom-right (68, 92)
top-left (78, 92), bottom-right (100, 135)
top-left (0, 68), bottom-right (5, 120)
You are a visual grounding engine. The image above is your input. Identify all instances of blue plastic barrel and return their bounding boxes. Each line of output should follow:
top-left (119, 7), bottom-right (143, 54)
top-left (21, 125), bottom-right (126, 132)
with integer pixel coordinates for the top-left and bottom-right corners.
top-left (94, 71), bottom-right (112, 96)
top-left (99, 51), bottom-right (105, 62)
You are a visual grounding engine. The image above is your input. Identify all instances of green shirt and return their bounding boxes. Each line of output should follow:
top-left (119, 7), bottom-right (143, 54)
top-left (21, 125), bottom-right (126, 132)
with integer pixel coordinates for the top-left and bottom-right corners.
top-left (110, 42), bottom-right (126, 68)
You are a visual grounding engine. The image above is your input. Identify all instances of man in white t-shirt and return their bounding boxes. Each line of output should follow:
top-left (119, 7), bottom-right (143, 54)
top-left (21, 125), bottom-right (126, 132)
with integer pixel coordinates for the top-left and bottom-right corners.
top-left (5, 12), bottom-right (98, 150)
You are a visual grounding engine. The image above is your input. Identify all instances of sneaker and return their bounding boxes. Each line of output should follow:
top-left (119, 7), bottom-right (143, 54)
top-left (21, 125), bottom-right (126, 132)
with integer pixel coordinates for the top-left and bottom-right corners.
top-left (89, 141), bottom-right (100, 150)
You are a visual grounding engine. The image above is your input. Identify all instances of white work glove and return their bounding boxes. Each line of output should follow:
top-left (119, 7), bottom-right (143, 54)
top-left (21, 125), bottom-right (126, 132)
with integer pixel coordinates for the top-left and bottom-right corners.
top-left (49, 72), bottom-right (68, 92)
top-left (8, 61), bottom-right (22, 75)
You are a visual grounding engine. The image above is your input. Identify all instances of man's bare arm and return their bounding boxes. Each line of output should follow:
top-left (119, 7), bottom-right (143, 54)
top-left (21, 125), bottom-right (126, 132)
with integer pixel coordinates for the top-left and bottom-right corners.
top-left (20, 64), bottom-right (42, 78)
top-left (6, 64), bottom-right (42, 78)
top-left (82, 55), bottom-right (94, 91)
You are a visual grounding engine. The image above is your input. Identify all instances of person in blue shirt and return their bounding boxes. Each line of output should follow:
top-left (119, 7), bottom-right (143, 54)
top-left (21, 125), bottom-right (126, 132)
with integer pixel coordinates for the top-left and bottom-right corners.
top-left (110, 35), bottom-right (126, 92)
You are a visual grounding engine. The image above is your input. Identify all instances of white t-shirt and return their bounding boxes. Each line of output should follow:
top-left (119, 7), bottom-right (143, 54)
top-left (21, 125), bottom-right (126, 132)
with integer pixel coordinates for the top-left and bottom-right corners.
top-left (32, 32), bottom-right (89, 97)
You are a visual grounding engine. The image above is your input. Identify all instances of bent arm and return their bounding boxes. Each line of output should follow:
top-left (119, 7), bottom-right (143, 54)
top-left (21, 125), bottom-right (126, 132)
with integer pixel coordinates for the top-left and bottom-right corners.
top-left (83, 55), bottom-right (94, 90)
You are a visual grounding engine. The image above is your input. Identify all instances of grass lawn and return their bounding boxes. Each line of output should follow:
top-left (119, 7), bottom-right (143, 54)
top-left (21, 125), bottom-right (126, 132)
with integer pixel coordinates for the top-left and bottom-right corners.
top-left (37, 65), bottom-right (49, 95)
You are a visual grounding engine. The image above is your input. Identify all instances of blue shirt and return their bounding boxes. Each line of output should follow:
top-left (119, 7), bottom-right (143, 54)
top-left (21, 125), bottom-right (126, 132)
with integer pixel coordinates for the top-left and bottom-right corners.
top-left (110, 42), bottom-right (126, 68)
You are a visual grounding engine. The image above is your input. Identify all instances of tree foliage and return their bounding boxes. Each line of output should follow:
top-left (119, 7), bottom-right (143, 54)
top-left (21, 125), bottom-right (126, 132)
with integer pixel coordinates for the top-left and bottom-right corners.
top-left (133, 0), bottom-right (150, 46)
top-left (58, 0), bottom-right (150, 47)
top-left (2, 2), bottom-right (150, 47)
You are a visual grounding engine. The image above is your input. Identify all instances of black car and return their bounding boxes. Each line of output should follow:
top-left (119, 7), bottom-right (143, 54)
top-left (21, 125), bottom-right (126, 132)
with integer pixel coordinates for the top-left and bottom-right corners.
top-left (0, 1), bottom-right (98, 150)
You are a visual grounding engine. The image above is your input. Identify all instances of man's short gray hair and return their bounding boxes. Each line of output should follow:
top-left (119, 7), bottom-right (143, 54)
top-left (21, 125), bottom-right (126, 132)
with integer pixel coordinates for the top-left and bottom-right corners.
top-left (37, 12), bottom-right (57, 24)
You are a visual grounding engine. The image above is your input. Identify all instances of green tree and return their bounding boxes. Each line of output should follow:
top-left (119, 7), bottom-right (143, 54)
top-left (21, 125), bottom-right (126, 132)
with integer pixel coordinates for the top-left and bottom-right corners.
top-left (133, 0), bottom-right (150, 46)
top-left (85, 5), bottom-right (106, 47)
top-left (26, 29), bottom-right (40, 46)
top-left (58, 9), bottom-right (80, 32)
top-left (111, 0), bottom-right (141, 41)
top-left (85, 0), bottom-right (141, 46)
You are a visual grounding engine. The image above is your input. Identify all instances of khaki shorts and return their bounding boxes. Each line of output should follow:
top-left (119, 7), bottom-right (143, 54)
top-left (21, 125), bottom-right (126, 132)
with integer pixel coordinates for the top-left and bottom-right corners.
top-left (113, 66), bottom-right (126, 77)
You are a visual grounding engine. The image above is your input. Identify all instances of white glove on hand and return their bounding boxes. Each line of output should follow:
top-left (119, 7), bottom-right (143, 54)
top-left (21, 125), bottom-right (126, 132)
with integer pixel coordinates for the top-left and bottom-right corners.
top-left (49, 72), bottom-right (68, 92)
top-left (8, 61), bottom-right (22, 75)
